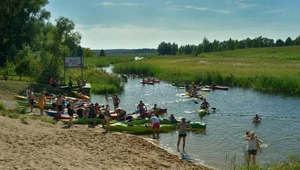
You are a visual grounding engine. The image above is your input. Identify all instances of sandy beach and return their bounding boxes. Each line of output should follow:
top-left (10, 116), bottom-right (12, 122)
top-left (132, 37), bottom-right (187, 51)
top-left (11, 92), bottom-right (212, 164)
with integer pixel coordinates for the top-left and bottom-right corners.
top-left (0, 109), bottom-right (213, 170)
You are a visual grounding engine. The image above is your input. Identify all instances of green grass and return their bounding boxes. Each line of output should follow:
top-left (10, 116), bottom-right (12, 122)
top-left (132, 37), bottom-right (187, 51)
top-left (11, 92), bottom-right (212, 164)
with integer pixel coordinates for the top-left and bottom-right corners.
top-left (84, 55), bottom-right (138, 67)
top-left (111, 46), bottom-right (300, 95)
top-left (21, 117), bottom-right (28, 124)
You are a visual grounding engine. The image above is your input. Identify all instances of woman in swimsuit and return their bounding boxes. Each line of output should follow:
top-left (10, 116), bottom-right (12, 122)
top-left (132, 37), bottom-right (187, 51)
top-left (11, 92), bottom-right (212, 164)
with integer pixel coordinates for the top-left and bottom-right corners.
top-left (37, 92), bottom-right (46, 116)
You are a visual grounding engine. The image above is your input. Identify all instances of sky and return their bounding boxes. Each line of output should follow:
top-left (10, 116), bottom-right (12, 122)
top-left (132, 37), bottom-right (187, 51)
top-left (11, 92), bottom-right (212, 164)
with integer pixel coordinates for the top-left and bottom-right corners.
top-left (46, 0), bottom-right (300, 49)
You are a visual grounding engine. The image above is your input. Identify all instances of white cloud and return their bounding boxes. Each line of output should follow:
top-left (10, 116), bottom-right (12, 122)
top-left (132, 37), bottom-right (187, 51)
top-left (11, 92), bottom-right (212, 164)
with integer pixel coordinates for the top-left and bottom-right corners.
top-left (166, 6), bottom-right (183, 11)
top-left (266, 8), bottom-right (289, 14)
top-left (75, 23), bottom-right (300, 49)
top-left (185, 6), bottom-right (231, 14)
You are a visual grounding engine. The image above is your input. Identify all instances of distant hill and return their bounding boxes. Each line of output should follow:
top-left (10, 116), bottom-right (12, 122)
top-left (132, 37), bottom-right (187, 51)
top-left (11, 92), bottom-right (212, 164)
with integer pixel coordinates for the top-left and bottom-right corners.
top-left (93, 48), bottom-right (157, 55)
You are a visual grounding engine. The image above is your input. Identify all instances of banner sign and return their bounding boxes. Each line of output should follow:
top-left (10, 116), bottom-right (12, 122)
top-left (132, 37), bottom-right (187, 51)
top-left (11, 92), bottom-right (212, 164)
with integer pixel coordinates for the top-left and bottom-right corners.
top-left (64, 57), bottom-right (83, 68)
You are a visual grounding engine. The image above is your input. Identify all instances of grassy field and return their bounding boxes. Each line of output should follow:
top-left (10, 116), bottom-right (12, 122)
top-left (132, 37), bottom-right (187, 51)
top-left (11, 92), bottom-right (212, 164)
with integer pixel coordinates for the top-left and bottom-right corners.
top-left (112, 46), bottom-right (300, 95)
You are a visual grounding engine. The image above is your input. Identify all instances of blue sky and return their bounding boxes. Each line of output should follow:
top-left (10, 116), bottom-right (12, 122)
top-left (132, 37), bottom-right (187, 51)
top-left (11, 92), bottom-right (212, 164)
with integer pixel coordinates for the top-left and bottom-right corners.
top-left (46, 0), bottom-right (300, 49)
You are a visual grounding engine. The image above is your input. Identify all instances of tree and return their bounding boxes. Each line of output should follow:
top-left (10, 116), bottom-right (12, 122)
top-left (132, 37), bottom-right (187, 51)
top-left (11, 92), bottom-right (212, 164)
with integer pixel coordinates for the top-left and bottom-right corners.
top-left (0, 0), bottom-right (50, 66)
top-left (285, 37), bottom-right (293, 46)
top-left (294, 35), bottom-right (300, 45)
top-left (275, 39), bottom-right (285, 46)
top-left (99, 49), bottom-right (106, 56)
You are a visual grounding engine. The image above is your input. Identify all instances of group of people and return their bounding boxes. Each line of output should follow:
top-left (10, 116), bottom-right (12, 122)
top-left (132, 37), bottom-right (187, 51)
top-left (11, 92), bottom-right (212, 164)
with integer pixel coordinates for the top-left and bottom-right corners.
top-left (148, 113), bottom-right (192, 152)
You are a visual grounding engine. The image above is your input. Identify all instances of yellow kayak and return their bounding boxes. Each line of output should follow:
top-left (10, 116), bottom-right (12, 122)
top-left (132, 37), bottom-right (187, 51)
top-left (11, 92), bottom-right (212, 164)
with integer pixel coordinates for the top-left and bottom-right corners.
top-left (14, 95), bottom-right (27, 100)
top-left (72, 91), bottom-right (90, 99)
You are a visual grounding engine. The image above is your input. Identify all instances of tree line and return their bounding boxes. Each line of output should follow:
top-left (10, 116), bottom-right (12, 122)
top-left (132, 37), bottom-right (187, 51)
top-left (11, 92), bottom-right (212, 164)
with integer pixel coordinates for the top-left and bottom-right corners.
top-left (157, 36), bottom-right (300, 55)
top-left (0, 0), bottom-right (96, 82)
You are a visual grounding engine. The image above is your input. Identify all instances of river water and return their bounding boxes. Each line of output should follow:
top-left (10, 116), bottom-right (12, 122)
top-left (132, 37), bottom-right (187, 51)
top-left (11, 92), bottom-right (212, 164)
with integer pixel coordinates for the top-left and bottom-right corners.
top-left (92, 66), bottom-right (300, 169)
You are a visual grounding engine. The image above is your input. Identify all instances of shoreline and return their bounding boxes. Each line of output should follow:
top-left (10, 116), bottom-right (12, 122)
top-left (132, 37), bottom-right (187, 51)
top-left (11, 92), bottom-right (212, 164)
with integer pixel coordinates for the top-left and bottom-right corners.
top-left (0, 99), bottom-right (214, 170)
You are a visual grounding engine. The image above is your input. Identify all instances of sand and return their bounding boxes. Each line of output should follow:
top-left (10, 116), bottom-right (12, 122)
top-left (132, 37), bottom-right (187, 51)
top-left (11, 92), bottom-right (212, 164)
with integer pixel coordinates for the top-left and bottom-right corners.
top-left (0, 114), bottom-right (213, 170)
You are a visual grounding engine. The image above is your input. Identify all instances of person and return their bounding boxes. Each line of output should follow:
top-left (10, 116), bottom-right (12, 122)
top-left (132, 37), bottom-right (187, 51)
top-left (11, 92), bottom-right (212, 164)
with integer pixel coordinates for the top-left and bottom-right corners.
top-left (176, 118), bottom-right (192, 153)
top-left (245, 131), bottom-right (262, 166)
top-left (98, 108), bottom-right (106, 128)
top-left (55, 95), bottom-right (63, 121)
top-left (185, 83), bottom-right (190, 92)
top-left (105, 90), bottom-right (109, 100)
top-left (61, 94), bottom-right (66, 114)
top-left (169, 114), bottom-right (177, 123)
top-left (68, 77), bottom-right (73, 88)
top-left (137, 100), bottom-right (147, 116)
top-left (67, 101), bottom-right (75, 127)
top-left (104, 104), bottom-right (111, 132)
top-left (252, 114), bottom-right (261, 122)
top-left (152, 104), bottom-right (159, 117)
top-left (26, 87), bottom-right (31, 100)
top-left (200, 98), bottom-right (210, 109)
top-left (88, 103), bottom-right (97, 126)
top-left (115, 108), bottom-right (126, 121)
top-left (149, 114), bottom-right (160, 139)
top-left (76, 105), bottom-right (86, 118)
top-left (50, 77), bottom-right (54, 87)
top-left (28, 88), bottom-right (35, 112)
top-left (113, 95), bottom-right (120, 110)
top-left (37, 92), bottom-right (46, 116)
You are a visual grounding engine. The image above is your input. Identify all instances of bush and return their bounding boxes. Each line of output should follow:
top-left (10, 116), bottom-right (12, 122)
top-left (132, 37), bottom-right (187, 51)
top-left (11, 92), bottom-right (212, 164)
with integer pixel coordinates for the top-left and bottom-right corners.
top-left (0, 103), bottom-right (5, 110)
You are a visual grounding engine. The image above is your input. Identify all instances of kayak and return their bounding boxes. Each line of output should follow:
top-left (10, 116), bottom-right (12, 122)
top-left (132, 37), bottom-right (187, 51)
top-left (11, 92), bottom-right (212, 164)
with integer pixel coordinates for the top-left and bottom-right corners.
top-left (123, 118), bottom-right (207, 131)
top-left (107, 122), bottom-right (175, 133)
top-left (45, 110), bottom-right (77, 119)
top-left (18, 100), bottom-right (54, 109)
top-left (198, 108), bottom-right (208, 117)
top-left (73, 91), bottom-right (90, 99)
top-left (206, 85), bottom-right (229, 91)
top-left (14, 95), bottom-right (27, 100)
top-left (61, 117), bottom-right (104, 124)
top-left (140, 80), bottom-right (154, 85)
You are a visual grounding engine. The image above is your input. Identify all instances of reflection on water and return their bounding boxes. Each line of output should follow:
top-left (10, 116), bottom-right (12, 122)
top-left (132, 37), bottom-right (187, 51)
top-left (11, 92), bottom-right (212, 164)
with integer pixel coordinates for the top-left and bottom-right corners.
top-left (93, 67), bottom-right (300, 169)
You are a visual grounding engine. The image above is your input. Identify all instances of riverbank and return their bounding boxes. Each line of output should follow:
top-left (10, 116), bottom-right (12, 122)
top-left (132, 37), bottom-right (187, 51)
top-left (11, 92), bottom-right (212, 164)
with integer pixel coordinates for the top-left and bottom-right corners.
top-left (0, 80), bottom-right (213, 170)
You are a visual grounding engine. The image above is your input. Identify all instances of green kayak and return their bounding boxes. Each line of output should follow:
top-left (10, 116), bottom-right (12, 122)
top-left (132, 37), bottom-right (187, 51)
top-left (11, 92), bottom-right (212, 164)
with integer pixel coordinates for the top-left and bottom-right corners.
top-left (61, 117), bottom-right (104, 124)
top-left (107, 122), bottom-right (175, 133)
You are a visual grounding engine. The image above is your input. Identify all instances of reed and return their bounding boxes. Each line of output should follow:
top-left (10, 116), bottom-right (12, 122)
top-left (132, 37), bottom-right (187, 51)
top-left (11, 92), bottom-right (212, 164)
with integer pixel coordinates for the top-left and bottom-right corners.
top-left (65, 67), bottom-right (124, 94)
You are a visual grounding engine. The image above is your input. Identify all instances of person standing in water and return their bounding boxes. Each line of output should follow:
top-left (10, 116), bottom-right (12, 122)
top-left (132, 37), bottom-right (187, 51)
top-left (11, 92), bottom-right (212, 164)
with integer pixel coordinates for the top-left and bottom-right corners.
top-left (245, 131), bottom-right (262, 166)
top-left (176, 118), bottom-right (192, 153)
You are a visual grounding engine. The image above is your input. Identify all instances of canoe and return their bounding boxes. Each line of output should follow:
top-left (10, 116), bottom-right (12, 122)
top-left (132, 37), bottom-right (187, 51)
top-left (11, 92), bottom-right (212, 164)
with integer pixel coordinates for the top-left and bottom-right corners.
top-left (198, 108), bottom-right (208, 117)
top-left (14, 95), bottom-right (27, 100)
top-left (61, 117), bottom-right (104, 124)
top-left (73, 91), bottom-right (90, 99)
top-left (107, 122), bottom-right (175, 133)
top-left (206, 85), bottom-right (229, 91)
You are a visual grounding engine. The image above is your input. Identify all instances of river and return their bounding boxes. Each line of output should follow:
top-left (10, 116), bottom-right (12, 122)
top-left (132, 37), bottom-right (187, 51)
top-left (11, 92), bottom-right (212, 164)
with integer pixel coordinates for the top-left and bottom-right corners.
top-left (92, 66), bottom-right (300, 170)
